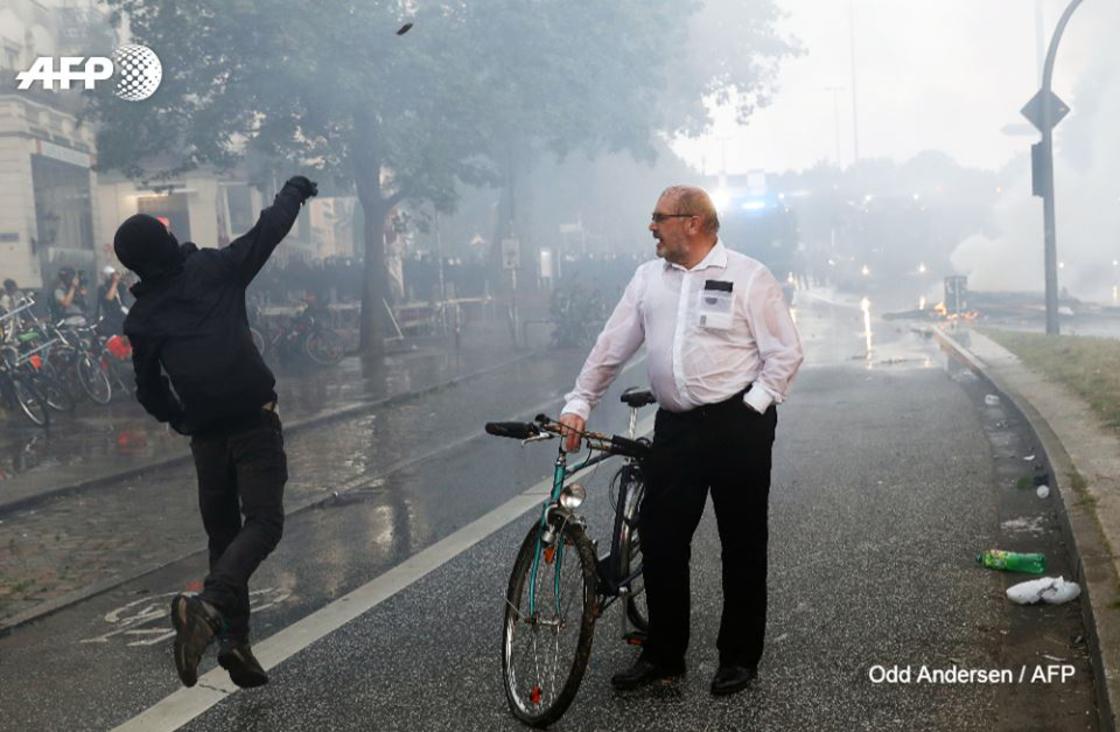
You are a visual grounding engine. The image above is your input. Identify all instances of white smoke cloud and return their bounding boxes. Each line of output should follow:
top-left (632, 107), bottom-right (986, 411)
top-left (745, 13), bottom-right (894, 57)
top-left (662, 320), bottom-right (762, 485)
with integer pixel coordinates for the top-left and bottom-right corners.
top-left (950, 1), bottom-right (1120, 302)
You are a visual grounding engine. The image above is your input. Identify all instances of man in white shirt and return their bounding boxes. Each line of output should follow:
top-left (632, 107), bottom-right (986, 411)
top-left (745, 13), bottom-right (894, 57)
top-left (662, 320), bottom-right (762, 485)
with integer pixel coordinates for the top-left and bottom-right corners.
top-left (559, 185), bottom-right (803, 696)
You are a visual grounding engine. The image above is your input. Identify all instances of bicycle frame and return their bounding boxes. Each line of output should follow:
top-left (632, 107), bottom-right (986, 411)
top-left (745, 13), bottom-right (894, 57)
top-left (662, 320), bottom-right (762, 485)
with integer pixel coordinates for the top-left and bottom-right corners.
top-left (526, 446), bottom-right (612, 617)
top-left (524, 407), bottom-right (647, 620)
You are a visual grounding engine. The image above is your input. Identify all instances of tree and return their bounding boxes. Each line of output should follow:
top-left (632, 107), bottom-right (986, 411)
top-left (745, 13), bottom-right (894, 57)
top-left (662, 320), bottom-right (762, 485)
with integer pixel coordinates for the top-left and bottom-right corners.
top-left (92, 0), bottom-right (795, 355)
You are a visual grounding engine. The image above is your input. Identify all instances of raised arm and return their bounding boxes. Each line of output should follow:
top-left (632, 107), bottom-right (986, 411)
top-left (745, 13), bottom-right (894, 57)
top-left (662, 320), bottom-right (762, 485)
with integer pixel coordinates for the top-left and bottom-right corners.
top-left (220, 176), bottom-right (318, 287)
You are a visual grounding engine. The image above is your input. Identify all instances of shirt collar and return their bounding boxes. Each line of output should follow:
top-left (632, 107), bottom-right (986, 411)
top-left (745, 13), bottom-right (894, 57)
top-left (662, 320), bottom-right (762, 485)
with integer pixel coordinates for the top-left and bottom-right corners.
top-left (664, 239), bottom-right (728, 272)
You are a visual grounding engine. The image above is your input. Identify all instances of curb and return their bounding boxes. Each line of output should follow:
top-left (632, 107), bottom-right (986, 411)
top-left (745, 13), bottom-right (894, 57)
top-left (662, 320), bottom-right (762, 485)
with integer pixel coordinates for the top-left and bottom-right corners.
top-left (0, 351), bottom-right (538, 516)
top-left (934, 325), bottom-right (1118, 732)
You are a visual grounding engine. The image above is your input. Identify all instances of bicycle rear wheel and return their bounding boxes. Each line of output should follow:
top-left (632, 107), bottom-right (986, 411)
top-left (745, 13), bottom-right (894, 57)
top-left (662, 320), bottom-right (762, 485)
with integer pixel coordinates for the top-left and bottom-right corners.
top-left (104, 355), bottom-right (133, 397)
top-left (503, 518), bottom-right (597, 728)
top-left (303, 328), bottom-right (344, 365)
top-left (619, 478), bottom-right (648, 632)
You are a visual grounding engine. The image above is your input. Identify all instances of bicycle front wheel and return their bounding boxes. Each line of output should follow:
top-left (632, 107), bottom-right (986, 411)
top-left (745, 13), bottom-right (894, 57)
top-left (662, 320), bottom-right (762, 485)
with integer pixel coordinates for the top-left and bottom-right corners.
top-left (33, 371), bottom-right (74, 413)
top-left (11, 376), bottom-right (50, 428)
top-left (503, 518), bottom-right (597, 728)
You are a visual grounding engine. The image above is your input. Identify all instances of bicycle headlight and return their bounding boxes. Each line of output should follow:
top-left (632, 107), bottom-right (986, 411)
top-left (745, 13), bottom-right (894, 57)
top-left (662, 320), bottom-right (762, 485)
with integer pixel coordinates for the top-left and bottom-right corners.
top-left (559, 483), bottom-right (586, 510)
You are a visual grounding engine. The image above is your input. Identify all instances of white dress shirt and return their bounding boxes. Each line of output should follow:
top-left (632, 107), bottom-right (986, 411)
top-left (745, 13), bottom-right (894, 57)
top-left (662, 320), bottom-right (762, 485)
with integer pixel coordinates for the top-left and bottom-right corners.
top-left (562, 240), bottom-right (804, 419)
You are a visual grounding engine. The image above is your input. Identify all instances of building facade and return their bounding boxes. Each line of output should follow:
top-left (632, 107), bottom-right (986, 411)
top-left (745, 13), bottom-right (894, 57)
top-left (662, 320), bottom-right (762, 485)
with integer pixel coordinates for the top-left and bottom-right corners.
top-left (0, 0), bottom-right (111, 290)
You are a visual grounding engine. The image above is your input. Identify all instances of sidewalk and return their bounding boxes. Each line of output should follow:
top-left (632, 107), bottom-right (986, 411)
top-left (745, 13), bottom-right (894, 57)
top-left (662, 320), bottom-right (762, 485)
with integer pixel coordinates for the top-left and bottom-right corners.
top-left (936, 325), bottom-right (1120, 732)
top-left (0, 321), bottom-right (533, 515)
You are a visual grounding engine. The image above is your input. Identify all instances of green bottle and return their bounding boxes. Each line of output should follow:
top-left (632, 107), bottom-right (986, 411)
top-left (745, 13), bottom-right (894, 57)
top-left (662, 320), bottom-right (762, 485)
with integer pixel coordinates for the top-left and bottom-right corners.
top-left (976, 549), bottom-right (1046, 574)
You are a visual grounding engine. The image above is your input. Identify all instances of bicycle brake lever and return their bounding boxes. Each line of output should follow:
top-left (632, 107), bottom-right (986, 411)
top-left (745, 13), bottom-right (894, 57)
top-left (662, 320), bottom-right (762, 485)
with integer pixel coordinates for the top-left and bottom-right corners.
top-left (521, 433), bottom-right (555, 446)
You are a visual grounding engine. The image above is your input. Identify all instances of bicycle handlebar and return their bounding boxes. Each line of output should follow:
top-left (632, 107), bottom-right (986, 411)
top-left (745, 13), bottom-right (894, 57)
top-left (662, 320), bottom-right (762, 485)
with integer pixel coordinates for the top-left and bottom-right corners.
top-left (484, 421), bottom-right (541, 439)
top-left (608, 435), bottom-right (649, 460)
top-left (484, 414), bottom-right (650, 459)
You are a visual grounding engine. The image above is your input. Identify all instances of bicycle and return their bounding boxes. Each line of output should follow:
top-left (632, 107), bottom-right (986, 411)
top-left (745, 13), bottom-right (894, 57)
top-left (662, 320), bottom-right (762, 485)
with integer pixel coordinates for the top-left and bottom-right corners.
top-left (1, 298), bottom-right (72, 415)
top-left (486, 387), bottom-right (657, 728)
top-left (254, 304), bottom-right (345, 365)
top-left (0, 349), bottom-right (50, 428)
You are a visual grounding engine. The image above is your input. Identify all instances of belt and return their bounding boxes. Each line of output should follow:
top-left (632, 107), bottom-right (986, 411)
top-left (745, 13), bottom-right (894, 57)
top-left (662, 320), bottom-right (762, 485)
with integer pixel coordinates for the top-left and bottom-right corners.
top-left (661, 386), bottom-right (750, 420)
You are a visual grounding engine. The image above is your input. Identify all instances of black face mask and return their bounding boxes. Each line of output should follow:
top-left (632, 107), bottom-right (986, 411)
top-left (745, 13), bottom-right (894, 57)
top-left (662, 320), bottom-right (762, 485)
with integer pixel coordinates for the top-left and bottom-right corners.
top-left (113, 214), bottom-right (183, 280)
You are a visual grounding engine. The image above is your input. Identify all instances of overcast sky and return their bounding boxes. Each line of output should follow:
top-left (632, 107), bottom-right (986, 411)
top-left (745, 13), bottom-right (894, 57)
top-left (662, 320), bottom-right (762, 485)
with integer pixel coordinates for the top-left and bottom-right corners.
top-left (673, 0), bottom-right (1107, 175)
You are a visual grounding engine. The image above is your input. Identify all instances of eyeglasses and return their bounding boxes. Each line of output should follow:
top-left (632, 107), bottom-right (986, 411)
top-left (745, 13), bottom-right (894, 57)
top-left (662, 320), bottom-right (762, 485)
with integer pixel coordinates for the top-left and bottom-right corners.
top-left (650, 212), bottom-right (697, 223)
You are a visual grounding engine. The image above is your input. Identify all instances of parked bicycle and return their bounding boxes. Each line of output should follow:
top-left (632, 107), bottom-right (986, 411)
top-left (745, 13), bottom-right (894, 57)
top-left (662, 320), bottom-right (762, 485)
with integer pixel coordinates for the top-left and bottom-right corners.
top-left (252, 302), bottom-right (345, 365)
top-left (486, 388), bottom-right (656, 727)
top-left (0, 346), bottom-right (50, 428)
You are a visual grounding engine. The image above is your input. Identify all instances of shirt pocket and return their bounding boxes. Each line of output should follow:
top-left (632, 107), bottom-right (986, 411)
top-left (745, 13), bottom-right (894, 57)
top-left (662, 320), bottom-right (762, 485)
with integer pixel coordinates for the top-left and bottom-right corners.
top-left (697, 288), bottom-right (733, 331)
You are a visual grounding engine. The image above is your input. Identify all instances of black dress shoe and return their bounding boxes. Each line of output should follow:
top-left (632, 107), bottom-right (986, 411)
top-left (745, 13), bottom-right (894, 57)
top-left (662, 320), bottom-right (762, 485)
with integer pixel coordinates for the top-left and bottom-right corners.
top-left (218, 638), bottom-right (269, 688)
top-left (710, 665), bottom-right (757, 696)
top-left (610, 658), bottom-right (685, 691)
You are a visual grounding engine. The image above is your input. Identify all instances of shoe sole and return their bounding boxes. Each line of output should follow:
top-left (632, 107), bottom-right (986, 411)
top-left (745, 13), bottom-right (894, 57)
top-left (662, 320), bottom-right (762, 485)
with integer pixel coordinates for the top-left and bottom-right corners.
top-left (218, 652), bottom-right (269, 689)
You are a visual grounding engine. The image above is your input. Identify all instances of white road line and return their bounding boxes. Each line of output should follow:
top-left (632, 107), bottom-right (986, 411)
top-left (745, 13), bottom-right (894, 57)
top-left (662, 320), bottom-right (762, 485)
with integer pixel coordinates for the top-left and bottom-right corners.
top-left (114, 414), bottom-right (655, 732)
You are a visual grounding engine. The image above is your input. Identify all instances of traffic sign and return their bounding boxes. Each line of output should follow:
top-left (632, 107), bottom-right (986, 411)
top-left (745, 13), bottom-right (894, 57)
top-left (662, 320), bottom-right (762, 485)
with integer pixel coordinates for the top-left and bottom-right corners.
top-left (1021, 90), bottom-right (1069, 132)
top-left (501, 238), bottom-right (520, 270)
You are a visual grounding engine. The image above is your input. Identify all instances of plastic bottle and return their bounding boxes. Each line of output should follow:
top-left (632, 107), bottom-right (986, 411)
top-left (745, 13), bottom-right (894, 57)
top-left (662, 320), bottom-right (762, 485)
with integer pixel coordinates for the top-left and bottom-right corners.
top-left (976, 549), bottom-right (1046, 574)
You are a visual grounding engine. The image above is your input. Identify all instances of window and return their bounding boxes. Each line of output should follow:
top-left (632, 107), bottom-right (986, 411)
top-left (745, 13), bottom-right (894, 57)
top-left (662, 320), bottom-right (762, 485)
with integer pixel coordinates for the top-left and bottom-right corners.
top-left (31, 154), bottom-right (94, 251)
top-left (225, 184), bottom-right (254, 235)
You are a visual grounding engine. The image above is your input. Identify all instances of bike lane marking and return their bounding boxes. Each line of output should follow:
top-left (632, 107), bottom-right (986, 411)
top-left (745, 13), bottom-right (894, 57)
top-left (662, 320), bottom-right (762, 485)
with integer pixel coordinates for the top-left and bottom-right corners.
top-left (113, 413), bottom-right (654, 732)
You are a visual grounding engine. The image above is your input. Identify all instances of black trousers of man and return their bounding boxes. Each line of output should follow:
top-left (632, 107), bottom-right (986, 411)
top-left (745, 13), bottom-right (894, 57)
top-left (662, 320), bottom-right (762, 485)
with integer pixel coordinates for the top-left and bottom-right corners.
top-left (188, 409), bottom-right (287, 641)
top-left (639, 391), bottom-right (777, 672)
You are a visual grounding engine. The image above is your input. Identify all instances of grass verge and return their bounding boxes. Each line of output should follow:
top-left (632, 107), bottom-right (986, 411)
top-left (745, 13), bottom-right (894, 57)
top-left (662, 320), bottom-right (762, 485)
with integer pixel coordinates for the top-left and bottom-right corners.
top-left (979, 328), bottom-right (1120, 436)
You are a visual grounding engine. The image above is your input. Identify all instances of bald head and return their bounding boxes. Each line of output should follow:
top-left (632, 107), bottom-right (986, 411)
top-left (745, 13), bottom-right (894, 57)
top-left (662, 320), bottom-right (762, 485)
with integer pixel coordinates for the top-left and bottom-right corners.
top-left (660, 185), bottom-right (720, 235)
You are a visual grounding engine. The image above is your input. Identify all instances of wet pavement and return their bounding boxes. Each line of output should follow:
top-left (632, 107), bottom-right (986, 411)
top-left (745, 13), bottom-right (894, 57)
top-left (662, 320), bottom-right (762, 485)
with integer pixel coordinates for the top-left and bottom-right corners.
top-left (0, 323), bottom-right (529, 513)
top-left (0, 292), bottom-right (1099, 730)
top-left (0, 325), bottom-right (586, 625)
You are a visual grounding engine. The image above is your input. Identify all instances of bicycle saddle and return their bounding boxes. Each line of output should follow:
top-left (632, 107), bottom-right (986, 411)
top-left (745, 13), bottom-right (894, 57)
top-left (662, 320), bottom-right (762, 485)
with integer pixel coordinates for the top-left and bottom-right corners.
top-left (620, 388), bottom-right (656, 408)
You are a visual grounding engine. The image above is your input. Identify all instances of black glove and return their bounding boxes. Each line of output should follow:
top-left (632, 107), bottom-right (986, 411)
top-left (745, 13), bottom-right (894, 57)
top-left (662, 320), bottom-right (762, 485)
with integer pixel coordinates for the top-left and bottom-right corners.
top-left (284, 176), bottom-right (318, 201)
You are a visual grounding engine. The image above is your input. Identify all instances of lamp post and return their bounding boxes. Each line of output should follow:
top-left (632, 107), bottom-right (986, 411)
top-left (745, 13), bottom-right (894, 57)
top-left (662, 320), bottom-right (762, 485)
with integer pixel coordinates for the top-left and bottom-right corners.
top-left (848, 0), bottom-right (860, 163)
top-left (1033, 0), bottom-right (1084, 335)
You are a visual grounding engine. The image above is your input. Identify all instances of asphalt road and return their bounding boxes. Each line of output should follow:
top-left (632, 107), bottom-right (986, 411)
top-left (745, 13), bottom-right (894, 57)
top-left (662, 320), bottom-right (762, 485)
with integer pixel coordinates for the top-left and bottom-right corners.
top-left (0, 290), bottom-right (1098, 730)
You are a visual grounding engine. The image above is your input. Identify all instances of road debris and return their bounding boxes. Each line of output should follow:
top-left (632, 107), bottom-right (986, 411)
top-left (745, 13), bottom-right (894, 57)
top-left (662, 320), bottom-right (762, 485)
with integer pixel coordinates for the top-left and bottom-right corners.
top-left (1006, 577), bottom-right (1081, 605)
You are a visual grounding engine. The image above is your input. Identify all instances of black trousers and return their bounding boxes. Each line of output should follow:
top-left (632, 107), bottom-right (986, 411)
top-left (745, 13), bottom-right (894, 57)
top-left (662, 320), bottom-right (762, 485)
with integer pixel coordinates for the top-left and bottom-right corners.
top-left (639, 393), bottom-right (776, 671)
top-left (189, 410), bottom-right (287, 641)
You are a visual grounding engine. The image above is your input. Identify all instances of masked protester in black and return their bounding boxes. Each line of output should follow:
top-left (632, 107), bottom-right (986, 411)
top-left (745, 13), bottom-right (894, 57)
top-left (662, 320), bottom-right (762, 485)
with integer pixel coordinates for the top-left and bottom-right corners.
top-left (113, 175), bottom-right (317, 689)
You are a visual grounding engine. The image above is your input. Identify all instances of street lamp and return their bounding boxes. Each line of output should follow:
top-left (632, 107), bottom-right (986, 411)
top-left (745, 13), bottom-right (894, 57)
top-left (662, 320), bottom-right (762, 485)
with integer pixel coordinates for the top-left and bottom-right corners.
top-left (1027, 0), bottom-right (1084, 335)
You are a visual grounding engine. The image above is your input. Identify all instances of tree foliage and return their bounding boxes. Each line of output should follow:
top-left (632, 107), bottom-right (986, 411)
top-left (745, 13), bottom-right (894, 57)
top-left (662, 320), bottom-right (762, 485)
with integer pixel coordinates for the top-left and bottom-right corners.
top-left (92, 0), bottom-right (794, 354)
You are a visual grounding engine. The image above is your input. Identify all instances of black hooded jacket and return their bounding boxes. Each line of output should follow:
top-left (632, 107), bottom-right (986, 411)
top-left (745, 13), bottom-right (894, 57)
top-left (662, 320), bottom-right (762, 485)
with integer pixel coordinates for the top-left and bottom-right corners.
top-left (114, 185), bottom-right (304, 435)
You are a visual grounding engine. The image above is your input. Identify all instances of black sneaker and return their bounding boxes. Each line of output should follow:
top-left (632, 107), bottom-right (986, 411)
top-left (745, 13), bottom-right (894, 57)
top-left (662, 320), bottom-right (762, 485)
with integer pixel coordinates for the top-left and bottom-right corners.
top-left (218, 638), bottom-right (269, 688)
top-left (170, 594), bottom-right (223, 688)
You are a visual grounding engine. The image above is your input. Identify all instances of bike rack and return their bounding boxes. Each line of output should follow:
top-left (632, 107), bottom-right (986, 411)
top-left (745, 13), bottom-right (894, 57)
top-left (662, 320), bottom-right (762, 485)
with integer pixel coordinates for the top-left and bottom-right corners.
top-left (0, 301), bottom-right (36, 324)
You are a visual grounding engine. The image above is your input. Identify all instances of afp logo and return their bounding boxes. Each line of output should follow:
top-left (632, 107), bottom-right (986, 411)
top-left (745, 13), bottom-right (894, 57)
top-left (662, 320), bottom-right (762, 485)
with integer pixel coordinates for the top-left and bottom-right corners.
top-left (15, 44), bottom-right (162, 102)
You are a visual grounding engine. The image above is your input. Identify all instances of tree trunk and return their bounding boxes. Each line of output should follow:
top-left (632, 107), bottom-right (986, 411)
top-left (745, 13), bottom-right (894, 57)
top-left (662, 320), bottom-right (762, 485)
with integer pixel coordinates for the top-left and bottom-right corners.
top-left (353, 150), bottom-right (393, 357)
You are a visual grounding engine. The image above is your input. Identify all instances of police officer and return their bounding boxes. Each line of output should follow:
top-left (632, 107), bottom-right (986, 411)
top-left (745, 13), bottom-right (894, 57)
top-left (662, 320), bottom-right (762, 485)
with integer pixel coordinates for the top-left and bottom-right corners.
top-left (559, 185), bottom-right (803, 696)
